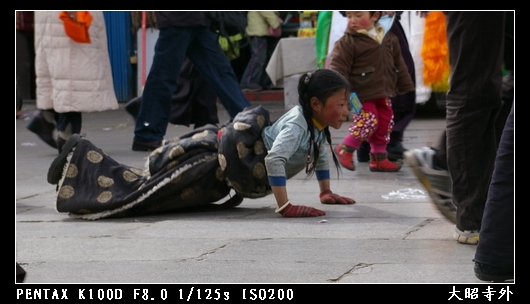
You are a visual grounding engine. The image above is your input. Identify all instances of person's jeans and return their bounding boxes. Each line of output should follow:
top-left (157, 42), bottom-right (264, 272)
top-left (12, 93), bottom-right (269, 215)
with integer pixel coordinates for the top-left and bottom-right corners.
top-left (134, 26), bottom-right (250, 143)
top-left (240, 36), bottom-right (268, 88)
top-left (444, 12), bottom-right (505, 231)
top-left (474, 103), bottom-right (514, 270)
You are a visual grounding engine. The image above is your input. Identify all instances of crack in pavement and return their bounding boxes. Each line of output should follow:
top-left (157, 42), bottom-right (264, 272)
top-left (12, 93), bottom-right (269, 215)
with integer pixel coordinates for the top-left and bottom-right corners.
top-left (196, 242), bottom-right (233, 260)
top-left (404, 218), bottom-right (436, 238)
top-left (328, 263), bottom-right (375, 282)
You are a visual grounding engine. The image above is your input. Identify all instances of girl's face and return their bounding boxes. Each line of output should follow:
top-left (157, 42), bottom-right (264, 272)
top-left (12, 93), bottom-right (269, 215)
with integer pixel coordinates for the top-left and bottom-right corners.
top-left (346, 11), bottom-right (378, 31)
top-left (311, 88), bottom-right (350, 130)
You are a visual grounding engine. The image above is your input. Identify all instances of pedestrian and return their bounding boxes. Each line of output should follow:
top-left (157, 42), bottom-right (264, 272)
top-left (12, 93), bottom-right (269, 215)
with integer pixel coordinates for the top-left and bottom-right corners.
top-left (27, 11), bottom-right (118, 153)
top-left (473, 103), bottom-right (514, 282)
top-left (404, 11), bottom-right (507, 244)
top-left (239, 11), bottom-right (282, 92)
top-left (356, 11), bottom-right (417, 162)
top-left (132, 11), bottom-right (251, 152)
top-left (47, 69), bottom-right (355, 220)
top-left (330, 11), bottom-right (415, 172)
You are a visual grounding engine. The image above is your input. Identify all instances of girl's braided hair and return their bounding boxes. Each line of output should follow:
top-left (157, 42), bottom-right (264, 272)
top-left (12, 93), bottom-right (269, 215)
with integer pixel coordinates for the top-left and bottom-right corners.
top-left (297, 69), bottom-right (351, 176)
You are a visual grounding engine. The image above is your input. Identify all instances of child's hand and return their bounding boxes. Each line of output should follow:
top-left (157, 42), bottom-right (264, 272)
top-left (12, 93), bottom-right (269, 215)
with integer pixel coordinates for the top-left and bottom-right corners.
top-left (276, 202), bottom-right (326, 217)
top-left (319, 190), bottom-right (356, 204)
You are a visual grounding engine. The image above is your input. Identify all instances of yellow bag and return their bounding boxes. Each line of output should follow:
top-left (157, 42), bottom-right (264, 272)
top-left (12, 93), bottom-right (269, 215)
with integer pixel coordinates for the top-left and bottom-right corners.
top-left (218, 33), bottom-right (243, 60)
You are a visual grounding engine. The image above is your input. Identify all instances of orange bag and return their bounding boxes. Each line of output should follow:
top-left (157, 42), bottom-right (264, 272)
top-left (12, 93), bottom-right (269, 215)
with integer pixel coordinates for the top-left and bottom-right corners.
top-left (59, 11), bottom-right (92, 43)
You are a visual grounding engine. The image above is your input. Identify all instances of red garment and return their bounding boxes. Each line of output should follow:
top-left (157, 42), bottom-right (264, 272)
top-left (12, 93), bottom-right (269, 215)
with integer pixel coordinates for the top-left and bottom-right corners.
top-left (343, 97), bottom-right (394, 154)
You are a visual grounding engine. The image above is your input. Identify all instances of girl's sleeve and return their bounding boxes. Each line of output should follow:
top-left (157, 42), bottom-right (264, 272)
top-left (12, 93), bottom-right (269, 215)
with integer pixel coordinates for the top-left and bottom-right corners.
top-left (264, 122), bottom-right (305, 186)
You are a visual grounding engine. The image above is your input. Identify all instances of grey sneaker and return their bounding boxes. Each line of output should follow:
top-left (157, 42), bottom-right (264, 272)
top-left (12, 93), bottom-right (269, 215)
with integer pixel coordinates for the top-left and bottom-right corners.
top-left (404, 147), bottom-right (456, 224)
top-left (453, 228), bottom-right (479, 245)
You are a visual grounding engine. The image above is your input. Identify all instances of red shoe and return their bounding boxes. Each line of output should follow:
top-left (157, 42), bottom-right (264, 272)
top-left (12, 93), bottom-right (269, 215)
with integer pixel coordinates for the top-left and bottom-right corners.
top-left (369, 153), bottom-right (402, 172)
top-left (335, 144), bottom-right (355, 171)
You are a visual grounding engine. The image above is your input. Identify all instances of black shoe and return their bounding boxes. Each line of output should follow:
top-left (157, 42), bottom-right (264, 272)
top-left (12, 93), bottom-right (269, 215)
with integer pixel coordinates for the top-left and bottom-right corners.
top-left (474, 262), bottom-right (514, 282)
top-left (26, 111), bottom-right (57, 149)
top-left (47, 134), bottom-right (82, 184)
top-left (387, 142), bottom-right (407, 161)
top-left (132, 140), bottom-right (162, 152)
top-left (357, 142), bottom-right (370, 162)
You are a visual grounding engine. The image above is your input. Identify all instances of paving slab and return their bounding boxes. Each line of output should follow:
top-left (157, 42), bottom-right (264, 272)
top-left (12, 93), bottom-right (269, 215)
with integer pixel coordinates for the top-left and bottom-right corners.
top-left (16, 100), bottom-right (489, 284)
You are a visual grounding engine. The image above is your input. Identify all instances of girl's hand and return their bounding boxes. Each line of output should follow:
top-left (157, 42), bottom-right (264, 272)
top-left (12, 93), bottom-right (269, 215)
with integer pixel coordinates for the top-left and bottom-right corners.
top-left (319, 190), bottom-right (356, 204)
top-left (276, 202), bottom-right (326, 217)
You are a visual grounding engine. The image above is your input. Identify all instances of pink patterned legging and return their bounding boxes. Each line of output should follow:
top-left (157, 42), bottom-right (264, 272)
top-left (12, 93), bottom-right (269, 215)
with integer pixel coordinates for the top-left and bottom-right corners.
top-left (342, 97), bottom-right (394, 154)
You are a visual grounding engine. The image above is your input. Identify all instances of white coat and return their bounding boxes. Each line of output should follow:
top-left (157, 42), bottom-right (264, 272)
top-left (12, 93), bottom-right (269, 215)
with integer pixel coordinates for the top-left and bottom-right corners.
top-left (34, 11), bottom-right (119, 113)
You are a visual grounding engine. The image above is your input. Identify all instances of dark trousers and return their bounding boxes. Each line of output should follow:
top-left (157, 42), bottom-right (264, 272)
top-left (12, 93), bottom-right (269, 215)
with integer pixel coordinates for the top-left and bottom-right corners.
top-left (389, 17), bottom-right (416, 144)
top-left (40, 110), bottom-right (82, 135)
top-left (16, 30), bottom-right (36, 102)
top-left (169, 57), bottom-right (219, 128)
top-left (240, 36), bottom-right (278, 89)
top-left (134, 26), bottom-right (250, 143)
top-left (444, 12), bottom-right (505, 231)
top-left (56, 112), bottom-right (82, 135)
top-left (474, 103), bottom-right (513, 269)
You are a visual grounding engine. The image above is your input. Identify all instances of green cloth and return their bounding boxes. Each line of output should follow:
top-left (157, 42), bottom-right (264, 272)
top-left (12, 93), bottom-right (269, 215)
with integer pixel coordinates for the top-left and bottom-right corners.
top-left (315, 11), bottom-right (332, 68)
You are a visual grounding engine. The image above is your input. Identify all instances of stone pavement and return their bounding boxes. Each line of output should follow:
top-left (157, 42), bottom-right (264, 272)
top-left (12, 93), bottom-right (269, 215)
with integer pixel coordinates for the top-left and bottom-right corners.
top-left (15, 100), bottom-right (484, 284)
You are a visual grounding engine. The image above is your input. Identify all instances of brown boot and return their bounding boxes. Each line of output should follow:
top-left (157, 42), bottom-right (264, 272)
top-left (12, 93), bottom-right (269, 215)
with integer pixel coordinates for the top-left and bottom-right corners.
top-left (369, 152), bottom-right (402, 172)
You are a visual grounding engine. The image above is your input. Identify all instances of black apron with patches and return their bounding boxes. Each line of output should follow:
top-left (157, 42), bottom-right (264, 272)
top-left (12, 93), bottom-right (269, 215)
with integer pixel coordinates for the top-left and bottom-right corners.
top-left (218, 105), bottom-right (272, 198)
top-left (54, 106), bottom-right (272, 220)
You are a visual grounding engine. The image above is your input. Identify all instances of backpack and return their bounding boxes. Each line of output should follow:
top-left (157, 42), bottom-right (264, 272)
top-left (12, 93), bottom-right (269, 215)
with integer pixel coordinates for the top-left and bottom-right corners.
top-left (204, 11), bottom-right (248, 60)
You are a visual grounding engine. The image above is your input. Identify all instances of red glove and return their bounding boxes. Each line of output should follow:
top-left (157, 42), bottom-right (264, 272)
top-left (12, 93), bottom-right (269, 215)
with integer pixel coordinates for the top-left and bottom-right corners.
top-left (276, 202), bottom-right (326, 217)
top-left (319, 190), bottom-right (356, 204)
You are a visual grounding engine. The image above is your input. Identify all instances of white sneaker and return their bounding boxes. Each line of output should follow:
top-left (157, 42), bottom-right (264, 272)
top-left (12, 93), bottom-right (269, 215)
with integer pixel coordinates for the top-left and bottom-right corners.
top-left (404, 147), bottom-right (456, 224)
top-left (453, 228), bottom-right (479, 245)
